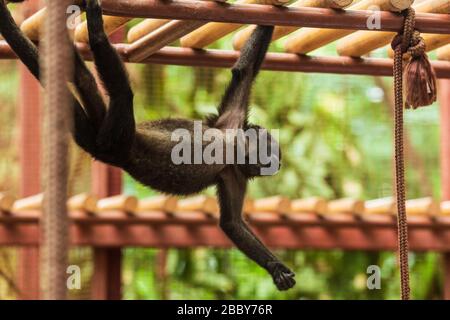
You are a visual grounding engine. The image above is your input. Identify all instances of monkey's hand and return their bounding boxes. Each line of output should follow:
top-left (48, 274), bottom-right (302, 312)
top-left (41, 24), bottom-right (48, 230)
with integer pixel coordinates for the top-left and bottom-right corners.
top-left (267, 261), bottom-right (296, 291)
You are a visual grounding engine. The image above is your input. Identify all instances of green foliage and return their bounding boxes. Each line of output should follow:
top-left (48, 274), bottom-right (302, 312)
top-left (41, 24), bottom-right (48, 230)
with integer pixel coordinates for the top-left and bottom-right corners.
top-left (121, 55), bottom-right (442, 299)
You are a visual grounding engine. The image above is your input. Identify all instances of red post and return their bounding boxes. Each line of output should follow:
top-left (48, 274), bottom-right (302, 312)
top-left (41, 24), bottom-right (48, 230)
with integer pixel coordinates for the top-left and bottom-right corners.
top-left (16, 0), bottom-right (42, 299)
top-left (90, 164), bottom-right (123, 300)
top-left (17, 64), bottom-right (41, 300)
top-left (439, 79), bottom-right (450, 300)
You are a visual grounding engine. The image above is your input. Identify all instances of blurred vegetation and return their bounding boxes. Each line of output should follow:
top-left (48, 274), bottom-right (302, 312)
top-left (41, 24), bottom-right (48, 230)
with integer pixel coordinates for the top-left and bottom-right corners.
top-left (121, 59), bottom-right (443, 300)
top-left (0, 0), bottom-right (445, 298)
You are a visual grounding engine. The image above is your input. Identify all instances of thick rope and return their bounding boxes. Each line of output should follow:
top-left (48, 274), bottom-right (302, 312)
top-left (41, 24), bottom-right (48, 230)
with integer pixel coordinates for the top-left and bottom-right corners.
top-left (393, 42), bottom-right (410, 300)
top-left (41, 0), bottom-right (73, 299)
top-left (391, 7), bottom-right (437, 300)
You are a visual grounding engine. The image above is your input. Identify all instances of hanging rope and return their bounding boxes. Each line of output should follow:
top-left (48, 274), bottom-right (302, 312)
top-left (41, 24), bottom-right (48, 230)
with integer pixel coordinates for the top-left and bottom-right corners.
top-left (390, 7), bottom-right (437, 300)
top-left (41, 0), bottom-right (73, 299)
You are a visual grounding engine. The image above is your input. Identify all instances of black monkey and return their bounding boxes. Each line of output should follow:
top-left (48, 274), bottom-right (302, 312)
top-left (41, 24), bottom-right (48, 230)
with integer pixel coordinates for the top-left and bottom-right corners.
top-left (0, 0), bottom-right (295, 291)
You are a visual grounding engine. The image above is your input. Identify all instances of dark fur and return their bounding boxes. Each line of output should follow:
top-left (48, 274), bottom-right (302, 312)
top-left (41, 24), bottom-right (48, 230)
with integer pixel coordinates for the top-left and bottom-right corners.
top-left (0, 0), bottom-right (295, 290)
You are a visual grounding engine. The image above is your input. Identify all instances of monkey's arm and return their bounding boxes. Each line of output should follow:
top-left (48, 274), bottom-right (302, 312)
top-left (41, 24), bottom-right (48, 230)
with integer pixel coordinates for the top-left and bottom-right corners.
top-left (0, 0), bottom-right (39, 78)
top-left (0, 0), bottom-right (107, 128)
top-left (214, 25), bottom-right (274, 130)
top-left (217, 166), bottom-right (295, 290)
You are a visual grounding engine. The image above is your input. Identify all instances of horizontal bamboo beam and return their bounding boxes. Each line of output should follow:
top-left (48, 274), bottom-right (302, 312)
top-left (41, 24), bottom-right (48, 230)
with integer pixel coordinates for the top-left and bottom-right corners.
top-left (337, 0), bottom-right (450, 57)
top-left (0, 193), bottom-right (15, 212)
top-left (284, 0), bottom-right (414, 54)
top-left (232, 0), bottom-right (353, 51)
top-left (438, 44), bottom-right (450, 61)
top-left (179, 0), bottom-right (289, 49)
top-left (12, 194), bottom-right (43, 211)
top-left (75, 15), bottom-right (132, 43)
top-left (364, 197), bottom-right (395, 215)
top-left (177, 195), bottom-right (219, 217)
top-left (19, 7), bottom-right (45, 41)
top-left (290, 197), bottom-right (328, 214)
top-left (11, 193), bottom-right (98, 212)
top-left (126, 0), bottom-right (228, 50)
top-left (127, 19), bottom-right (170, 43)
top-left (99, 0), bottom-right (450, 34)
top-left (253, 196), bottom-right (291, 213)
top-left (3, 41), bottom-right (450, 77)
top-left (97, 195), bottom-right (138, 213)
top-left (327, 198), bottom-right (365, 215)
top-left (137, 195), bottom-right (178, 212)
top-left (126, 20), bottom-right (205, 62)
top-left (383, 33), bottom-right (450, 58)
top-left (440, 200), bottom-right (450, 215)
top-left (67, 193), bottom-right (98, 212)
top-left (406, 197), bottom-right (438, 216)
top-left (7, 192), bottom-right (442, 217)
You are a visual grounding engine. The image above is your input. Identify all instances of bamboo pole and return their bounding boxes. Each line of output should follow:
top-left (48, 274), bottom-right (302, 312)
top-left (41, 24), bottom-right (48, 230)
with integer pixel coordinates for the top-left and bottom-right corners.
top-left (19, 7), bottom-right (45, 41)
top-left (405, 197), bottom-right (438, 216)
top-left (67, 193), bottom-right (98, 212)
top-left (180, 0), bottom-right (289, 49)
top-left (440, 200), bottom-right (450, 215)
top-left (284, 0), bottom-right (413, 54)
top-left (177, 196), bottom-right (219, 217)
top-left (327, 198), bottom-right (365, 215)
top-left (337, 0), bottom-right (450, 57)
top-left (438, 44), bottom-right (450, 61)
top-left (290, 197), bottom-right (328, 214)
top-left (127, 0), bottom-right (231, 44)
top-left (97, 195), bottom-right (138, 213)
top-left (0, 193), bottom-right (16, 212)
top-left (386, 33), bottom-right (450, 58)
top-left (232, 0), bottom-right (352, 50)
top-left (75, 15), bottom-right (131, 43)
top-left (364, 197), bottom-right (395, 215)
top-left (243, 198), bottom-right (255, 215)
top-left (13, 193), bottom-right (43, 211)
top-left (137, 195), bottom-right (178, 212)
top-left (253, 196), bottom-right (291, 213)
top-left (127, 19), bottom-right (170, 43)
top-left (19, 5), bottom-right (83, 41)
top-left (126, 20), bottom-right (205, 62)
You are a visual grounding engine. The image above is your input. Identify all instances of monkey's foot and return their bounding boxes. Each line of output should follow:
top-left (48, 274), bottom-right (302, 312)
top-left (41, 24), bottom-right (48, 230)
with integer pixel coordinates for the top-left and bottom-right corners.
top-left (267, 261), bottom-right (296, 291)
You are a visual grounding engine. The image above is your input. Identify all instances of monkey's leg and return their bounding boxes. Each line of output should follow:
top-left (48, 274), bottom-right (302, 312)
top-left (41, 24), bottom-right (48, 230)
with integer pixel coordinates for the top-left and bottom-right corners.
top-left (84, 0), bottom-right (135, 160)
top-left (217, 166), bottom-right (295, 291)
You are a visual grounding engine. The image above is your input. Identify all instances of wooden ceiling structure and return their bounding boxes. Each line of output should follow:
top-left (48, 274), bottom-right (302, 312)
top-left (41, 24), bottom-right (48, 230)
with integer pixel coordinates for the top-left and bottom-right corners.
top-left (0, 0), bottom-right (450, 76)
top-left (1, 0), bottom-right (450, 299)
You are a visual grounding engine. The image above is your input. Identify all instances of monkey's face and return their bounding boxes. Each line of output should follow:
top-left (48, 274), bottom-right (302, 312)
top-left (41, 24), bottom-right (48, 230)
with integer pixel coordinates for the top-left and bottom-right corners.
top-left (238, 124), bottom-right (282, 178)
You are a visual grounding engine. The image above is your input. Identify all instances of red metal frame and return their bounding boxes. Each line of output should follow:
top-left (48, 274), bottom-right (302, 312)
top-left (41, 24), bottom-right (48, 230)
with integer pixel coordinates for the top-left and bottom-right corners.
top-left (439, 79), bottom-right (450, 299)
top-left (100, 0), bottom-right (450, 34)
top-left (2, 43), bottom-right (450, 78)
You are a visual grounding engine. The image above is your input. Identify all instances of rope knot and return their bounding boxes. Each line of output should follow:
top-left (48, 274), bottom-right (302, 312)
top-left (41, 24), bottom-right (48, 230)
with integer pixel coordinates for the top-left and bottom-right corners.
top-left (407, 31), bottom-right (426, 58)
top-left (391, 7), bottom-right (437, 109)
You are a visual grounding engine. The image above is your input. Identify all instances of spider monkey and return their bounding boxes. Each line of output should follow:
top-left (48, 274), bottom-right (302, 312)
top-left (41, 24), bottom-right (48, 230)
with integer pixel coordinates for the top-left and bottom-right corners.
top-left (0, 0), bottom-right (295, 291)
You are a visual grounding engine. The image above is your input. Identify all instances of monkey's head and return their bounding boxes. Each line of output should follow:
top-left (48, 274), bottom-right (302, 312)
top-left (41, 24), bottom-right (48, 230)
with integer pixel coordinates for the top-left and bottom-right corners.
top-left (238, 124), bottom-right (282, 178)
